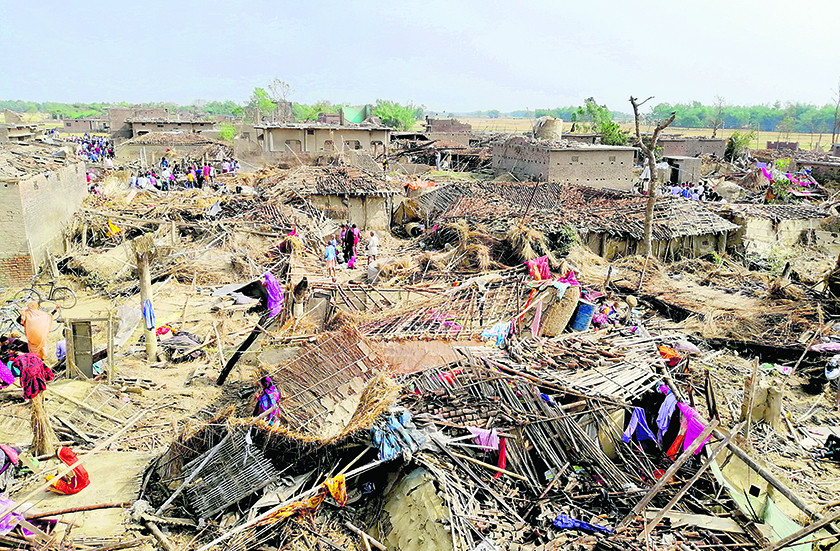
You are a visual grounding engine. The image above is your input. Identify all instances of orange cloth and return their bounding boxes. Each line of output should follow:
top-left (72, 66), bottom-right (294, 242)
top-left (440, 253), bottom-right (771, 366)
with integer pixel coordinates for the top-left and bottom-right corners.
top-left (20, 308), bottom-right (51, 360)
top-left (47, 447), bottom-right (90, 495)
top-left (256, 474), bottom-right (347, 527)
top-left (322, 474), bottom-right (347, 506)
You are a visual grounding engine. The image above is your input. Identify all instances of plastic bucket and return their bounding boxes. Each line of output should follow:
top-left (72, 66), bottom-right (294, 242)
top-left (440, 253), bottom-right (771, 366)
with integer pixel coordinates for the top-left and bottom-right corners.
top-left (571, 300), bottom-right (596, 331)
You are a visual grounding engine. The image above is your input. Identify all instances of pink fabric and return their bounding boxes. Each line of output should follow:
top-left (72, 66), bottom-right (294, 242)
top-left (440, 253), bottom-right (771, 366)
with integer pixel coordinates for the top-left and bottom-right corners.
top-left (557, 271), bottom-right (579, 286)
top-left (525, 256), bottom-right (551, 280)
top-left (467, 427), bottom-right (499, 451)
top-left (677, 402), bottom-right (710, 454)
top-left (531, 300), bottom-right (543, 338)
top-left (810, 342), bottom-right (840, 352)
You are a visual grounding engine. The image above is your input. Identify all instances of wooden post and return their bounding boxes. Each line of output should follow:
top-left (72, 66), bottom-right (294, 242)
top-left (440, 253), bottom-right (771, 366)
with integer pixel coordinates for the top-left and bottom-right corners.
top-left (107, 311), bottom-right (115, 385)
top-left (64, 324), bottom-right (78, 379)
top-left (81, 223), bottom-right (88, 251)
top-left (137, 253), bottom-right (157, 362)
top-left (642, 422), bottom-right (744, 537)
top-left (744, 358), bottom-right (759, 440)
top-left (170, 221), bottom-right (177, 247)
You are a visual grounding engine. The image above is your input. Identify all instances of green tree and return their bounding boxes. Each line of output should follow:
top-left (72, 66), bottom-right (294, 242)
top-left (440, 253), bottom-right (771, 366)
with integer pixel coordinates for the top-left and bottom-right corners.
top-left (218, 123), bottom-right (236, 142)
top-left (572, 97), bottom-right (628, 145)
top-left (372, 99), bottom-right (422, 130)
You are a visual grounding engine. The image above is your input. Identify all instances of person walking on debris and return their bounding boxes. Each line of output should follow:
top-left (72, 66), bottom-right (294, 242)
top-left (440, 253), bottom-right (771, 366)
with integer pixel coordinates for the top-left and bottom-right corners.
top-left (343, 225), bottom-right (355, 267)
top-left (366, 231), bottom-right (379, 265)
top-left (255, 376), bottom-right (280, 425)
top-left (18, 302), bottom-right (58, 361)
top-left (325, 238), bottom-right (338, 282)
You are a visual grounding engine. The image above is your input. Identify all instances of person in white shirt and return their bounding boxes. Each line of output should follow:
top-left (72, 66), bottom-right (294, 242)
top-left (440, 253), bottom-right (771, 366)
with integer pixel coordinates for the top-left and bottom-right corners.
top-left (366, 231), bottom-right (380, 264)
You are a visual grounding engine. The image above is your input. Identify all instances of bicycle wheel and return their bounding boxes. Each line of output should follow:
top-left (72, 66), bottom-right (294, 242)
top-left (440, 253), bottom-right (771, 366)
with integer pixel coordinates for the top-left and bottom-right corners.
top-left (12, 288), bottom-right (42, 306)
top-left (50, 287), bottom-right (77, 309)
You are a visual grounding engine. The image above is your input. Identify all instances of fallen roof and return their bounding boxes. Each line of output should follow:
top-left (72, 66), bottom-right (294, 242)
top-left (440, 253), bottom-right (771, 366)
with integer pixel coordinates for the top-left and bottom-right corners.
top-left (708, 203), bottom-right (831, 222)
top-left (260, 165), bottom-right (403, 197)
top-left (441, 182), bottom-right (738, 241)
top-left (121, 131), bottom-right (227, 146)
top-left (0, 142), bottom-right (80, 180)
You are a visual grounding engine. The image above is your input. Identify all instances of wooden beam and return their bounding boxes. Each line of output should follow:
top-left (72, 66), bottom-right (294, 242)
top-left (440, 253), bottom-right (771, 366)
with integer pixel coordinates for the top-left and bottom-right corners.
top-left (617, 419), bottom-right (719, 529)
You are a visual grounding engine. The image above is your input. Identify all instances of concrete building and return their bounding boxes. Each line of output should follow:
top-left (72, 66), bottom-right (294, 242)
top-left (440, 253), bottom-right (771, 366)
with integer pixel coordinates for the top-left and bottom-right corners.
top-left (766, 141), bottom-right (799, 151)
top-left (127, 118), bottom-right (215, 138)
top-left (0, 143), bottom-right (87, 284)
top-left (658, 136), bottom-right (726, 158)
top-left (253, 123), bottom-right (391, 157)
top-left (61, 118), bottom-right (108, 133)
top-left (664, 156), bottom-right (701, 185)
top-left (491, 136), bottom-right (637, 189)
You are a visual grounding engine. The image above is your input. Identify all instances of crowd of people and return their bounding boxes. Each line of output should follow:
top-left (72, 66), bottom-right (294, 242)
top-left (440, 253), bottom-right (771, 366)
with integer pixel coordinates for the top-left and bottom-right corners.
top-left (72, 134), bottom-right (114, 163)
top-left (660, 181), bottom-right (722, 202)
top-left (324, 224), bottom-right (379, 282)
top-left (129, 157), bottom-right (240, 192)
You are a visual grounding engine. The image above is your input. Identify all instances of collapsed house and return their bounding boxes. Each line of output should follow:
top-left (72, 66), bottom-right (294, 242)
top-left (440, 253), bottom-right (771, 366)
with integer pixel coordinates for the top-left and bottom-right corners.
top-left (259, 165), bottom-right (403, 231)
top-left (115, 132), bottom-right (233, 167)
top-left (414, 182), bottom-right (738, 260)
top-left (0, 142), bottom-right (87, 284)
top-left (708, 203), bottom-right (832, 256)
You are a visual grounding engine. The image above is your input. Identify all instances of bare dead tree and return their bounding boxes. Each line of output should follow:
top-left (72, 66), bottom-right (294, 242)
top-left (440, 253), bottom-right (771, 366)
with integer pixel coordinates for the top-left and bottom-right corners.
top-left (710, 96), bottom-right (725, 138)
top-left (832, 79), bottom-right (840, 146)
top-left (630, 96), bottom-right (676, 258)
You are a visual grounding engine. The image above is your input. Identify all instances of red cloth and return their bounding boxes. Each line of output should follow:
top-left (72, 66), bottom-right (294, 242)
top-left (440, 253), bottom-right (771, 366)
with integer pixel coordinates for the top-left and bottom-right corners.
top-left (13, 354), bottom-right (53, 399)
top-left (48, 447), bottom-right (90, 495)
top-left (494, 437), bottom-right (507, 479)
top-left (525, 256), bottom-right (551, 280)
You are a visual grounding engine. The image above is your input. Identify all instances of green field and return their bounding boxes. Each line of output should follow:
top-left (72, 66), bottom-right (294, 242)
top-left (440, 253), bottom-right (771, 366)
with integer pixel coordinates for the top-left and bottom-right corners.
top-left (457, 117), bottom-right (833, 151)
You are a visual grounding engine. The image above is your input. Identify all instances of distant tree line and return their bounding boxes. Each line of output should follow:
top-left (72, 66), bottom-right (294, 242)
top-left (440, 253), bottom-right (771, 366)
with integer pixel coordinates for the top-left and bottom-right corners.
top-left (0, 94), bottom-right (425, 131)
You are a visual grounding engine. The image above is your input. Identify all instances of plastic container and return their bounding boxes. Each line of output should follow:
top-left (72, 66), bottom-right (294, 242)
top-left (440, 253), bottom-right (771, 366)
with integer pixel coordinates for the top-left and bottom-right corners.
top-left (571, 300), bottom-right (596, 331)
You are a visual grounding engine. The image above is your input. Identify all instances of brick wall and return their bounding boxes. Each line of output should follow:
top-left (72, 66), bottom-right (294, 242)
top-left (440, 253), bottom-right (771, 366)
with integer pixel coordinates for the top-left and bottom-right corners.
top-left (17, 160), bottom-right (87, 270)
top-left (0, 255), bottom-right (34, 286)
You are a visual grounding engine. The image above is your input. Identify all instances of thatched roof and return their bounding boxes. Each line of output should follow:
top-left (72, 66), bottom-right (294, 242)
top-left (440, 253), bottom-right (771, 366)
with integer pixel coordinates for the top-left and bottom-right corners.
top-left (260, 165), bottom-right (402, 197)
top-left (440, 182), bottom-right (738, 241)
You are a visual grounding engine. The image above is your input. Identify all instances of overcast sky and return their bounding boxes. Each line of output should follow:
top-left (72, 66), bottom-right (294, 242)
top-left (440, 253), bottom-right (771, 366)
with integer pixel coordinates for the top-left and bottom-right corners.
top-left (2, 0), bottom-right (838, 113)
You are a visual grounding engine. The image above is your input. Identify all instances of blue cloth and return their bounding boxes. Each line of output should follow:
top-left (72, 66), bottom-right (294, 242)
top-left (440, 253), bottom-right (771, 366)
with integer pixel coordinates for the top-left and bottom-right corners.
top-left (622, 407), bottom-right (657, 443)
top-left (656, 391), bottom-right (678, 444)
top-left (553, 514), bottom-right (612, 534)
top-left (56, 339), bottom-right (67, 361)
top-left (142, 300), bottom-right (155, 330)
top-left (325, 244), bottom-right (337, 261)
top-left (481, 321), bottom-right (512, 346)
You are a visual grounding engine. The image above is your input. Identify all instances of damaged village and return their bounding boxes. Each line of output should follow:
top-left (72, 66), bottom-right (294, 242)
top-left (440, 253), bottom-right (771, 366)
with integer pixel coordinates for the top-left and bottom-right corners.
top-left (8, 13), bottom-right (840, 551)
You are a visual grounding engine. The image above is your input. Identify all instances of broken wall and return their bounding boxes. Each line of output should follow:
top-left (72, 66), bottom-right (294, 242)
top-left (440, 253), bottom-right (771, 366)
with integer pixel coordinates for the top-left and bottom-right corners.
top-left (729, 216), bottom-right (826, 255)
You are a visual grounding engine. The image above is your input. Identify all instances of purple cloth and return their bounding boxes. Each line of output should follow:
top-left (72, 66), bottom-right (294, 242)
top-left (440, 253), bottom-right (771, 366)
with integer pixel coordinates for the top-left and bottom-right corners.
top-left (263, 272), bottom-right (284, 317)
top-left (0, 495), bottom-right (24, 535)
top-left (677, 402), bottom-right (711, 454)
top-left (0, 363), bottom-right (13, 388)
top-left (467, 427), bottom-right (499, 451)
top-left (622, 407), bottom-right (657, 443)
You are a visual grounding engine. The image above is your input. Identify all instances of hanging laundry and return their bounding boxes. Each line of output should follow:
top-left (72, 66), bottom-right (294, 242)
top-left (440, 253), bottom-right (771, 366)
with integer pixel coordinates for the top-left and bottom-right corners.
top-left (656, 385), bottom-right (678, 444)
top-left (677, 402), bottom-right (711, 454)
top-left (467, 427), bottom-right (499, 451)
top-left (622, 407), bottom-right (657, 443)
top-left (142, 300), bottom-right (155, 330)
